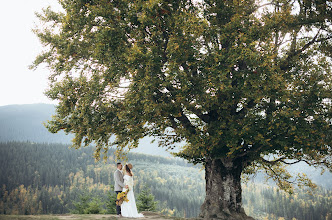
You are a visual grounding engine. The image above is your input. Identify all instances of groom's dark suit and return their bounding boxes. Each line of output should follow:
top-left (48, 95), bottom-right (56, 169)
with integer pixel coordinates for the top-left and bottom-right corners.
top-left (114, 169), bottom-right (125, 215)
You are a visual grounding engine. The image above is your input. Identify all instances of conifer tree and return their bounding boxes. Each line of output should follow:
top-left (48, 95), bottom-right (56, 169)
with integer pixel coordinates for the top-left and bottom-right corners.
top-left (106, 187), bottom-right (117, 214)
top-left (137, 185), bottom-right (158, 212)
top-left (71, 194), bottom-right (92, 214)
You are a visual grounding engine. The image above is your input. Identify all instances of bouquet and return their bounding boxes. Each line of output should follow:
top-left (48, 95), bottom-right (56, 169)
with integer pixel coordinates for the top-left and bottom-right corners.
top-left (116, 189), bottom-right (129, 206)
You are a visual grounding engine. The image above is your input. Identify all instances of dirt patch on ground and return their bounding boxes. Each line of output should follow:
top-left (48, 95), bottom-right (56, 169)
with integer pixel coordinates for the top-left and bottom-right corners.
top-left (0, 212), bottom-right (187, 220)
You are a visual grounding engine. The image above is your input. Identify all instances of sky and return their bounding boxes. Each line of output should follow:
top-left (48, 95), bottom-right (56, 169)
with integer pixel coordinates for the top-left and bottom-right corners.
top-left (0, 0), bottom-right (61, 106)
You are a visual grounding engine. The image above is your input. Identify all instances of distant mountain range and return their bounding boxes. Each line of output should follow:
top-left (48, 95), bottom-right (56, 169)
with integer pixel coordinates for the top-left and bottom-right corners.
top-left (0, 103), bottom-right (172, 157)
top-left (0, 104), bottom-right (71, 143)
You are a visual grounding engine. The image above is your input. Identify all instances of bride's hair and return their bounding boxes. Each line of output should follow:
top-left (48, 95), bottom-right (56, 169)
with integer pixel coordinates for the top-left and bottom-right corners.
top-left (125, 164), bottom-right (133, 176)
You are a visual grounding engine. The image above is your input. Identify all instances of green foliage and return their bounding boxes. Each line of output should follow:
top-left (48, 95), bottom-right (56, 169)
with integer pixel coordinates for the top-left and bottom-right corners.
top-left (105, 187), bottom-right (117, 214)
top-left (31, 0), bottom-right (332, 196)
top-left (72, 194), bottom-right (105, 214)
top-left (85, 198), bottom-right (105, 214)
top-left (71, 194), bottom-right (89, 214)
top-left (137, 185), bottom-right (158, 212)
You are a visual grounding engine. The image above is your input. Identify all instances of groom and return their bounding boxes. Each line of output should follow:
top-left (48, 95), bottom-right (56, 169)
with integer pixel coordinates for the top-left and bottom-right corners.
top-left (114, 162), bottom-right (126, 216)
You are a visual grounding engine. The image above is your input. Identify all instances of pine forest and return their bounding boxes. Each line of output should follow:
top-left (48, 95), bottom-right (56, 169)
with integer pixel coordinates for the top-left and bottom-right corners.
top-left (0, 142), bottom-right (331, 219)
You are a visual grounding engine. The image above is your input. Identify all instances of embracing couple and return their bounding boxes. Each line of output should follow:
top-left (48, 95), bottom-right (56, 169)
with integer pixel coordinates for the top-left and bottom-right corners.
top-left (114, 162), bottom-right (144, 218)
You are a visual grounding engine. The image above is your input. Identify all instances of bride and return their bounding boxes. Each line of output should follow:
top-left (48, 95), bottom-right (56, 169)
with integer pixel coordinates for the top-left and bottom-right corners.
top-left (121, 163), bottom-right (144, 218)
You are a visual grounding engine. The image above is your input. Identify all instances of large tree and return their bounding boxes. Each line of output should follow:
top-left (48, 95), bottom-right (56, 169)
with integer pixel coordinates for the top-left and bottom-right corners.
top-left (32, 0), bottom-right (331, 219)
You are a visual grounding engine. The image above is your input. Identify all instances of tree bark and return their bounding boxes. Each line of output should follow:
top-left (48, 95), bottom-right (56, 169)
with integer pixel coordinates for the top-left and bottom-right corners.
top-left (199, 158), bottom-right (254, 220)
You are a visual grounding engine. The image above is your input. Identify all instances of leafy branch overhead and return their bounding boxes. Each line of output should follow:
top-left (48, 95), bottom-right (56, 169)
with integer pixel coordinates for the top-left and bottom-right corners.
top-left (32, 0), bottom-right (331, 194)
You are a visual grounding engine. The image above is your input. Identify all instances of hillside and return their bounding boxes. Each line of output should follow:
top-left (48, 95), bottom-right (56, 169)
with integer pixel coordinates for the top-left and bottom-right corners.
top-left (0, 142), bottom-right (203, 218)
top-left (0, 104), bottom-right (72, 143)
top-left (0, 104), bottom-right (332, 219)
top-left (0, 103), bottom-right (330, 188)
top-left (0, 104), bottom-right (172, 157)
top-left (0, 142), bottom-right (332, 220)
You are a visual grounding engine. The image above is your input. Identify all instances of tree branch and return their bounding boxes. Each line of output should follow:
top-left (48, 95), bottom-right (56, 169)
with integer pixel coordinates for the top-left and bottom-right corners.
top-left (260, 157), bottom-right (301, 165)
top-left (168, 115), bottom-right (179, 130)
top-left (234, 99), bottom-right (256, 119)
top-left (175, 110), bottom-right (197, 135)
top-left (260, 156), bottom-right (327, 166)
top-left (280, 32), bottom-right (332, 70)
top-left (185, 105), bottom-right (210, 123)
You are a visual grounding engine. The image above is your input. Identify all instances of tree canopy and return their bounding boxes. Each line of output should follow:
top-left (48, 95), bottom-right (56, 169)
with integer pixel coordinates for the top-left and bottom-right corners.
top-left (32, 0), bottom-right (331, 218)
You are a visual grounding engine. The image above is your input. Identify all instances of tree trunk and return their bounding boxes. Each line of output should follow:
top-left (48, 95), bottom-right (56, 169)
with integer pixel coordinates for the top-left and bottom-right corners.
top-left (199, 158), bottom-right (254, 220)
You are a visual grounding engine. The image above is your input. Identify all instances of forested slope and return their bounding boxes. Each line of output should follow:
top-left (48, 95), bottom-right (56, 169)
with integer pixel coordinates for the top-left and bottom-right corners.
top-left (0, 142), bottom-right (202, 217)
top-left (0, 104), bottom-right (72, 143)
top-left (0, 104), bottom-right (172, 156)
top-left (0, 142), bottom-right (331, 219)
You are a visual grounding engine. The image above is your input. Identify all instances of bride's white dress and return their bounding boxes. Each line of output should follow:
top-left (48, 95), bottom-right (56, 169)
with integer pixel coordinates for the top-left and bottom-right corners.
top-left (121, 175), bottom-right (144, 218)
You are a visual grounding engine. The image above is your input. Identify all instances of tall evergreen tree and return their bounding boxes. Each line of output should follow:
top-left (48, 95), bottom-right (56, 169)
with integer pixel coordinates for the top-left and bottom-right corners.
top-left (32, 0), bottom-right (331, 219)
